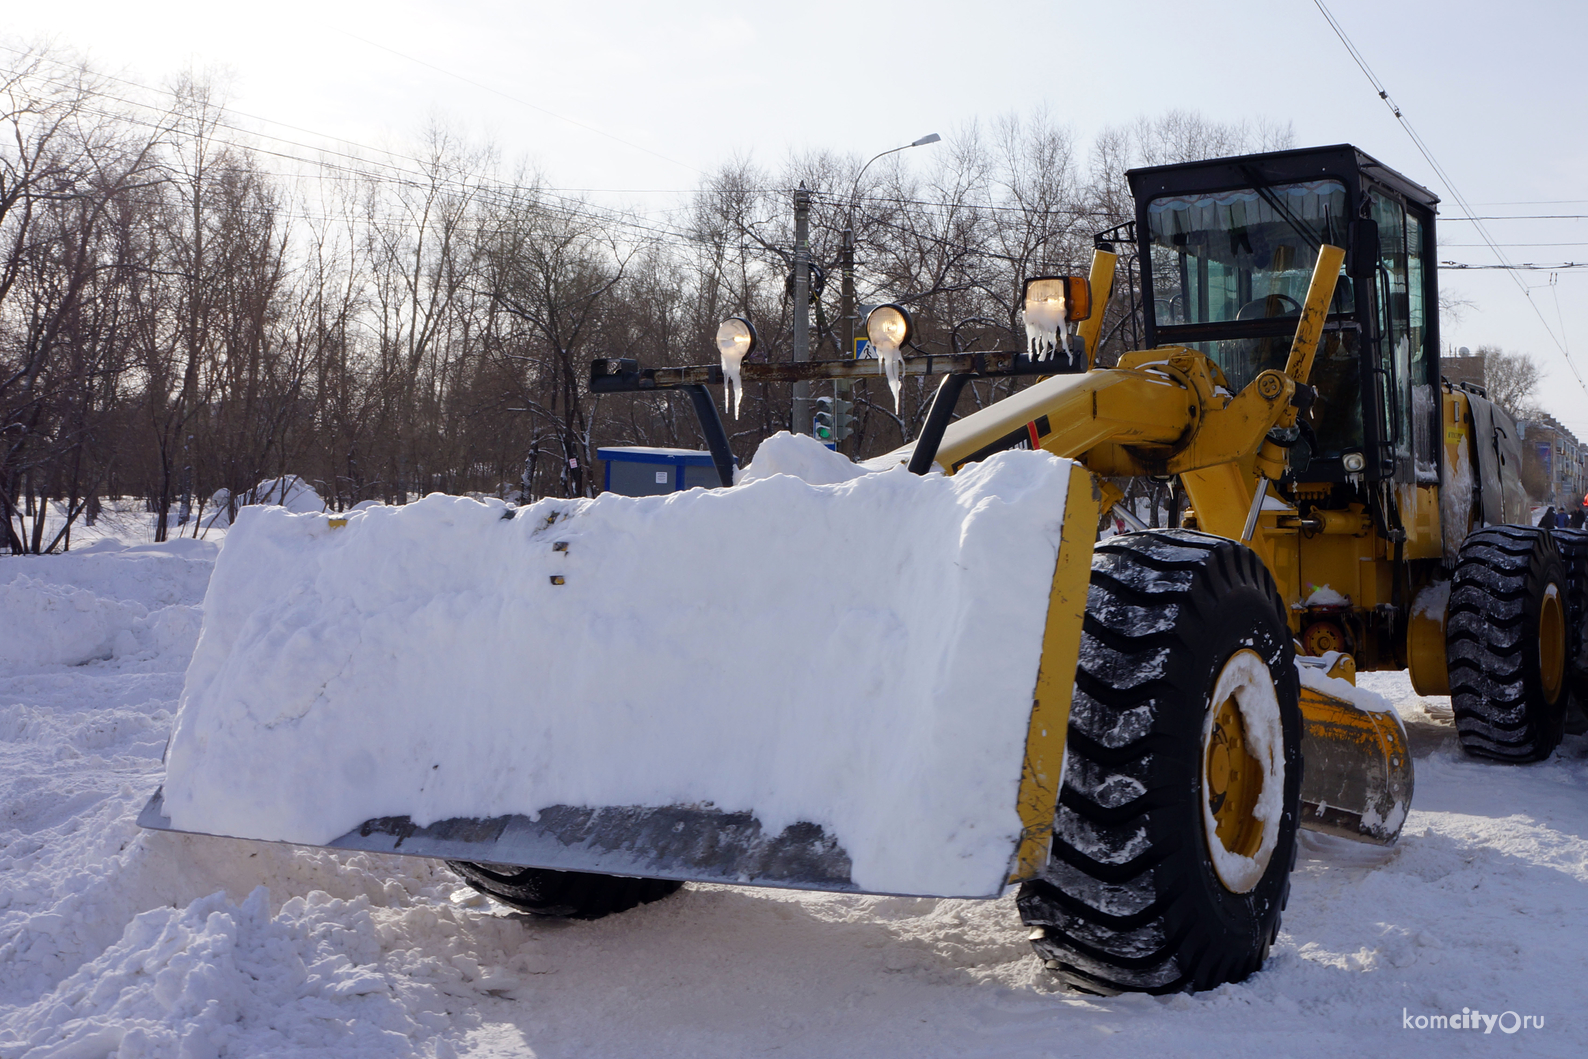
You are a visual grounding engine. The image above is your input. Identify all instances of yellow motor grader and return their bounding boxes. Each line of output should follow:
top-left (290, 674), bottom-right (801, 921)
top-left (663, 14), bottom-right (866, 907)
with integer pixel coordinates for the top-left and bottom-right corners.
top-left (141, 145), bottom-right (1581, 996)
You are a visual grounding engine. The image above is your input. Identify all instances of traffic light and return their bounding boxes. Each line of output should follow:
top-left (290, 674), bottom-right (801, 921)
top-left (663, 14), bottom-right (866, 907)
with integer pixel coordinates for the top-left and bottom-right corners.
top-left (813, 396), bottom-right (855, 443)
top-left (814, 396), bottom-right (834, 442)
top-left (831, 397), bottom-right (854, 440)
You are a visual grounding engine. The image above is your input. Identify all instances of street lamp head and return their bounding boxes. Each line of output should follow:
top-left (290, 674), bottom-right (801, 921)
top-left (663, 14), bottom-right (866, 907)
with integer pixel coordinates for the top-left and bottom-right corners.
top-left (866, 304), bottom-right (913, 353)
top-left (866, 304), bottom-right (913, 413)
top-left (851, 134), bottom-right (944, 218)
top-left (716, 316), bottom-right (758, 420)
top-left (716, 317), bottom-right (757, 359)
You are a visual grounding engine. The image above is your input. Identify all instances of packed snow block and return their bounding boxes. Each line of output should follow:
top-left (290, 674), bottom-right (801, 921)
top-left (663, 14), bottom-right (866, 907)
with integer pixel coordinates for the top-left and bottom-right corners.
top-left (161, 450), bottom-right (1077, 896)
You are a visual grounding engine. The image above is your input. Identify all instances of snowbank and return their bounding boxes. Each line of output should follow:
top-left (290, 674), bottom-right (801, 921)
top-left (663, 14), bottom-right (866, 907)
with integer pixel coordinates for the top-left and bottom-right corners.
top-left (0, 542), bottom-right (211, 668)
top-left (8, 887), bottom-right (434, 1057)
top-left (203, 476), bottom-right (327, 529)
top-left (244, 475), bottom-right (326, 514)
top-left (0, 575), bottom-right (149, 667)
top-left (162, 449), bottom-right (1075, 896)
top-left (735, 431), bottom-right (869, 486)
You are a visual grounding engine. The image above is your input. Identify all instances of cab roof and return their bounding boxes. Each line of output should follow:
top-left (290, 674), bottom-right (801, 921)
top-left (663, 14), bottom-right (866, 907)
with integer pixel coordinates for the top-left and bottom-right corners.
top-left (1126, 144), bottom-right (1439, 212)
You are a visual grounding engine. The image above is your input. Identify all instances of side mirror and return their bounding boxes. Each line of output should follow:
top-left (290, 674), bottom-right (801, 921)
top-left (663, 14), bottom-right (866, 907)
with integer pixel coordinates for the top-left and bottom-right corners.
top-left (1347, 218), bottom-right (1380, 279)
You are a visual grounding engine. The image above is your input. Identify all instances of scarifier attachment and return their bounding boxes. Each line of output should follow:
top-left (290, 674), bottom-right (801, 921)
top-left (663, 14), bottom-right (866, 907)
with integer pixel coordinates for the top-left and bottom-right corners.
top-left (141, 454), bottom-right (1100, 898)
top-left (1294, 659), bottom-right (1413, 844)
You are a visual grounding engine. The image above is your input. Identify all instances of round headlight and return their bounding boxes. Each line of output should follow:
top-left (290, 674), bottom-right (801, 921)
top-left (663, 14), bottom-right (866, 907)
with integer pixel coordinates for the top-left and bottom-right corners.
top-left (865, 304), bottom-right (912, 353)
top-left (716, 317), bottom-right (757, 359)
top-left (1342, 451), bottom-right (1366, 473)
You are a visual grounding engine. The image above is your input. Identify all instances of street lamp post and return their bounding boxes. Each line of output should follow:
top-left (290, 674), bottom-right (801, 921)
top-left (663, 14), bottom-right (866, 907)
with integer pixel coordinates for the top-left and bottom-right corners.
top-left (791, 184), bottom-right (813, 435)
top-left (838, 133), bottom-right (940, 453)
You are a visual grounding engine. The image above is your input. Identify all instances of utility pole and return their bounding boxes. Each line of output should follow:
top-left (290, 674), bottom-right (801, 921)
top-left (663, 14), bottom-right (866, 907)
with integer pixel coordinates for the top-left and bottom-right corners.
top-left (791, 184), bottom-right (812, 435)
top-left (838, 222), bottom-right (858, 455)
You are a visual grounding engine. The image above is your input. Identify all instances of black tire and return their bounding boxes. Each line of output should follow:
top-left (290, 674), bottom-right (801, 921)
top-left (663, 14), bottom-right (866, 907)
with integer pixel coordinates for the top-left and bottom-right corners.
top-left (1549, 527), bottom-right (1588, 735)
top-left (1016, 530), bottom-right (1302, 995)
top-left (445, 862), bottom-right (683, 919)
top-left (1447, 526), bottom-right (1569, 762)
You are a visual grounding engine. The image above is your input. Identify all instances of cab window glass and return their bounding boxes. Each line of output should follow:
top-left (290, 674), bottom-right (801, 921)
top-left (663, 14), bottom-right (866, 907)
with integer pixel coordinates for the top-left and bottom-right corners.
top-left (1182, 331), bottom-right (1364, 460)
top-left (1147, 180), bottom-right (1351, 328)
top-left (1371, 191), bottom-right (1411, 463)
top-left (1406, 210), bottom-right (1438, 480)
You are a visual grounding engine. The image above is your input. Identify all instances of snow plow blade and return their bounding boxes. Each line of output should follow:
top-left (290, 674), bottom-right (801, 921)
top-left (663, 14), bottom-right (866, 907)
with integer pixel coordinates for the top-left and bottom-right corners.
top-left (138, 794), bottom-right (867, 890)
top-left (1295, 660), bottom-right (1413, 844)
top-left (141, 447), bottom-right (1100, 898)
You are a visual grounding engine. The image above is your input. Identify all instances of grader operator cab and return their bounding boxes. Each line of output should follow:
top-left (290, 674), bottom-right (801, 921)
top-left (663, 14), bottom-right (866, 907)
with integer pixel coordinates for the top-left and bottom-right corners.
top-left (1125, 144), bottom-right (1576, 759)
top-left (141, 145), bottom-right (1582, 997)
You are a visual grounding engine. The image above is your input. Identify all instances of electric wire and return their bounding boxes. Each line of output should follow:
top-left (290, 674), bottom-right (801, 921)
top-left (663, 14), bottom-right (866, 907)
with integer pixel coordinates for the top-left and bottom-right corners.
top-left (3, 54), bottom-right (1112, 275)
top-left (0, 61), bottom-right (722, 252)
top-left (1312, 0), bottom-right (1588, 396)
top-left (17, 47), bottom-right (1585, 263)
top-left (334, 29), bottom-right (705, 178)
top-left (7, 45), bottom-right (1584, 291)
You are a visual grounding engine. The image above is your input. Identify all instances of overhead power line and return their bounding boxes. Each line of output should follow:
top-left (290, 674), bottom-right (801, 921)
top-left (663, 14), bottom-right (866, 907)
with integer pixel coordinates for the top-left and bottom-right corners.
top-left (334, 29), bottom-right (706, 178)
top-left (0, 58), bottom-right (725, 252)
top-left (1313, 0), bottom-right (1588, 397)
top-left (1447, 214), bottom-right (1588, 222)
top-left (0, 45), bottom-right (705, 210)
top-left (0, 51), bottom-right (1121, 272)
top-left (1442, 262), bottom-right (1588, 271)
top-left (1444, 242), bottom-right (1588, 248)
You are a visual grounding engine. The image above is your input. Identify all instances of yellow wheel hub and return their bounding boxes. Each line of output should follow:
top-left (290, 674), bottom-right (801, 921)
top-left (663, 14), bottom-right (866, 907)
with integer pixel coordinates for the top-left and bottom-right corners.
top-left (1204, 692), bottom-right (1265, 864)
top-left (1300, 620), bottom-right (1344, 657)
top-left (1539, 583), bottom-right (1566, 703)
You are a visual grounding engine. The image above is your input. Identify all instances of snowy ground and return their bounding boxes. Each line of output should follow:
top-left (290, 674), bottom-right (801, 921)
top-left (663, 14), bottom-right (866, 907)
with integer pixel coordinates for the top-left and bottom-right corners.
top-left (2, 532), bottom-right (1586, 1057)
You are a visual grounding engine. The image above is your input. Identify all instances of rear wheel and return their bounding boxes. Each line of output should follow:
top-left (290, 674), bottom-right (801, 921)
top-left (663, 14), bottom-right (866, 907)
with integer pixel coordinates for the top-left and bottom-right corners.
top-left (1549, 527), bottom-right (1588, 735)
top-left (1017, 530), bottom-right (1302, 994)
top-left (446, 862), bottom-right (683, 919)
top-left (1448, 526), bottom-right (1569, 761)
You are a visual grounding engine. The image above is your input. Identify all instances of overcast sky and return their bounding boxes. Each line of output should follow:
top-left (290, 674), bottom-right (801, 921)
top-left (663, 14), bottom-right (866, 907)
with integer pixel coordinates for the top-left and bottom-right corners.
top-left (11, 0), bottom-right (1588, 431)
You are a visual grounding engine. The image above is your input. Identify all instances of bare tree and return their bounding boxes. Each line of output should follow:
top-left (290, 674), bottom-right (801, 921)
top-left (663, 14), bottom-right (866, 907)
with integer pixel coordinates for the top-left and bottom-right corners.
top-left (1478, 345), bottom-right (1543, 421)
top-left (1, 49), bottom-right (1322, 542)
top-left (483, 185), bottom-right (635, 497)
top-left (0, 48), bottom-right (167, 552)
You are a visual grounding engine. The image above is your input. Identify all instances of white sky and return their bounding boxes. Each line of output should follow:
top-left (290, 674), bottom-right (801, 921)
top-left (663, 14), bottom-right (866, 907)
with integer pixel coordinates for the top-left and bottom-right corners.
top-left (12, 0), bottom-right (1588, 432)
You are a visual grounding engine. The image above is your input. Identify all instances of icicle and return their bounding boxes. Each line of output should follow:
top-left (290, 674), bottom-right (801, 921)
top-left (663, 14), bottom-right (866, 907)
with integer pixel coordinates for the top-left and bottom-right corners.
top-left (722, 356), bottom-right (745, 418)
top-left (716, 319), bottom-right (754, 418)
top-left (866, 306), bottom-right (911, 414)
top-left (880, 346), bottom-right (904, 412)
top-left (1023, 288), bottom-right (1066, 361)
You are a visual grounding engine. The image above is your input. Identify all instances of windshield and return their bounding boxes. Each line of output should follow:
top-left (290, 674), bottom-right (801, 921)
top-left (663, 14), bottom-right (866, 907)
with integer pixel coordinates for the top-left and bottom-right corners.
top-left (1146, 179), bottom-right (1363, 463)
top-left (1147, 179), bottom-right (1351, 329)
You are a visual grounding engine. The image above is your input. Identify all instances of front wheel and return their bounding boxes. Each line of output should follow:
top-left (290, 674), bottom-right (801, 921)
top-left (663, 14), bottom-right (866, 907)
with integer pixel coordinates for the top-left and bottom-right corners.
top-left (1017, 530), bottom-right (1302, 994)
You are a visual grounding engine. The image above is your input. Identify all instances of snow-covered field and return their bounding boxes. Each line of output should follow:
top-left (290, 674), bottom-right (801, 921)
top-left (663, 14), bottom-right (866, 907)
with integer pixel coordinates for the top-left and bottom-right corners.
top-left (3, 524), bottom-right (1586, 1057)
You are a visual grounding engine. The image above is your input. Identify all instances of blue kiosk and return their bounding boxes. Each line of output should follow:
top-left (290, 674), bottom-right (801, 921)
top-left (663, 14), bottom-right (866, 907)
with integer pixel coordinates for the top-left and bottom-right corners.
top-left (598, 446), bottom-right (735, 496)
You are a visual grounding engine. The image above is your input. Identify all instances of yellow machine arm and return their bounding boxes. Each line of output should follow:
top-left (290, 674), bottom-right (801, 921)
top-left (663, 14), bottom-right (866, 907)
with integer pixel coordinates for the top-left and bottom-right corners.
top-left (908, 243), bottom-right (1408, 847)
top-left (918, 244), bottom-right (1346, 575)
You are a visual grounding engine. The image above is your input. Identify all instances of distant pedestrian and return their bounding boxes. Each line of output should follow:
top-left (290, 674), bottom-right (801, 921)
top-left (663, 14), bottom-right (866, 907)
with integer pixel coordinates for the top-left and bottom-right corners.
top-left (1540, 506), bottom-right (1558, 529)
top-left (1573, 508), bottom-right (1586, 530)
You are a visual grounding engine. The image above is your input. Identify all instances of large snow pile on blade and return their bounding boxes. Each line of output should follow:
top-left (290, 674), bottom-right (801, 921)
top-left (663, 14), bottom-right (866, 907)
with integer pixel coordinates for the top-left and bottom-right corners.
top-left (162, 444), bottom-right (1075, 896)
